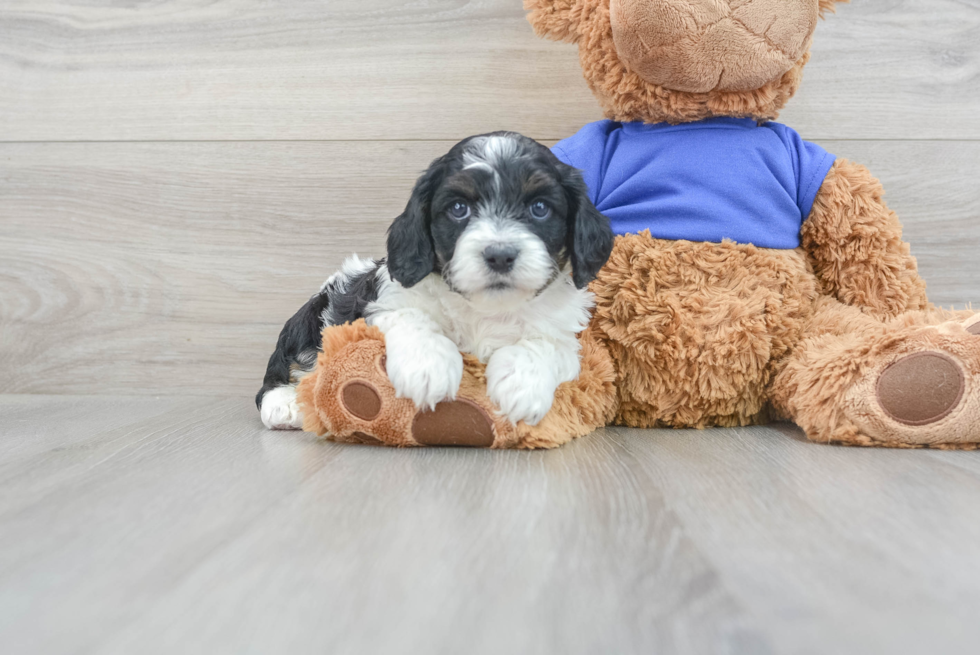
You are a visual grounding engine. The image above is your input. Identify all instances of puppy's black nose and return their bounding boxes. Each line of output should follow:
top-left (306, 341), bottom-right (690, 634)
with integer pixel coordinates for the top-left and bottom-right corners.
top-left (483, 245), bottom-right (518, 274)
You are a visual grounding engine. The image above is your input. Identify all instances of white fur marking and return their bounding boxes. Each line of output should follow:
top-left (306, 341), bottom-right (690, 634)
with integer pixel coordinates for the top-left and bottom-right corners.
top-left (446, 215), bottom-right (553, 301)
top-left (382, 317), bottom-right (464, 411)
top-left (486, 341), bottom-right (577, 425)
top-left (462, 134), bottom-right (522, 191)
top-left (260, 385), bottom-right (304, 430)
top-left (481, 135), bottom-right (519, 165)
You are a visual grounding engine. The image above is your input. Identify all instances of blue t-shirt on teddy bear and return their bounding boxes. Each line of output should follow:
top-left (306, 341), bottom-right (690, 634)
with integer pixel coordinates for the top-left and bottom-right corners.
top-left (551, 117), bottom-right (836, 249)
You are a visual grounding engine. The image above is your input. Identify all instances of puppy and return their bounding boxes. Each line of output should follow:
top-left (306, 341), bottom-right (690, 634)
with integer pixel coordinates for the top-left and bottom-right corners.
top-left (257, 132), bottom-right (613, 430)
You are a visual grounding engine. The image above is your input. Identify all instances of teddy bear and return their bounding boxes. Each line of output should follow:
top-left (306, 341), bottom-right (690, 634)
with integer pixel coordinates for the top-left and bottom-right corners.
top-left (297, 0), bottom-right (980, 449)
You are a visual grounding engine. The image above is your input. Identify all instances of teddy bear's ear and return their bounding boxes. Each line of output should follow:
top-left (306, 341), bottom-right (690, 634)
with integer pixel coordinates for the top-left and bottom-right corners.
top-left (524, 0), bottom-right (585, 44)
top-left (818, 0), bottom-right (848, 18)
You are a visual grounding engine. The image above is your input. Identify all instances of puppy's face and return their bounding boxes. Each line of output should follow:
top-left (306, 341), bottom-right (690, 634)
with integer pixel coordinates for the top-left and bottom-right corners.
top-left (387, 132), bottom-right (613, 302)
top-left (435, 136), bottom-right (575, 301)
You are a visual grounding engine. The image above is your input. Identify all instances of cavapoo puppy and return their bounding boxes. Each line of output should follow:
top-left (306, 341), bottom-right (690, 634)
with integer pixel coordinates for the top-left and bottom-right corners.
top-left (257, 132), bottom-right (613, 430)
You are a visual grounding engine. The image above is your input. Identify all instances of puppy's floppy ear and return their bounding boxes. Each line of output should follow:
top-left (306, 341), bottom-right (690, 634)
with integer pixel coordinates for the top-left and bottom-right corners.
top-left (560, 163), bottom-right (613, 289)
top-left (386, 158), bottom-right (445, 288)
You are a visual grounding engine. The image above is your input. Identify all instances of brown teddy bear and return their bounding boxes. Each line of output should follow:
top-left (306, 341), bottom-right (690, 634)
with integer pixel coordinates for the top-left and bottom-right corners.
top-left (298, 0), bottom-right (980, 449)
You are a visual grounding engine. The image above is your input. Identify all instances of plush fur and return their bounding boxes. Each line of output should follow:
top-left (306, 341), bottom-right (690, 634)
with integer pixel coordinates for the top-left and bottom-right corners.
top-left (609, 0), bottom-right (819, 94)
top-left (589, 232), bottom-right (817, 428)
top-left (801, 158), bottom-right (930, 320)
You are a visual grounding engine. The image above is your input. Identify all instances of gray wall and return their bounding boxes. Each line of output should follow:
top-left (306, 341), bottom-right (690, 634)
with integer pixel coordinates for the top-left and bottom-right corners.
top-left (2, 0), bottom-right (979, 396)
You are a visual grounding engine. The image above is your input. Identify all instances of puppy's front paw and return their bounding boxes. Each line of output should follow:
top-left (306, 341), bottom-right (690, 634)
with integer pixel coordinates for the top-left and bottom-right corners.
top-left (386, 335), bottom-right (464, 411)
top-left (260, 386), bottom-right (303, 430)
top-left (486, 346), bottom-right (558, 426)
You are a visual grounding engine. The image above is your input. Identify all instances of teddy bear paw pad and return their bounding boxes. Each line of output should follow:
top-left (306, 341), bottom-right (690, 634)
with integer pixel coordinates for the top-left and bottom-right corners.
top-left (962, 315), bottom-right (980, 336)
top-left (411, 398), bottom-right (496, 447)
top-left (341, 381), bottom-right (382, 421)
top-left (348, 431), bottom-right (384, 445)
top-left (876, 351), bottom-right (966, 426)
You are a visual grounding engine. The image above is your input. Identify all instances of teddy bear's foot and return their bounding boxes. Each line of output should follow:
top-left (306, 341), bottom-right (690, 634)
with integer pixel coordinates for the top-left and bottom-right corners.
top-left (337, 376), bottom-right (496, 447)
top-left (842, 316), bottom-right (980, 447)
top-left (296, 322), bottom-right (514, 447)
top-left (778, 314), bottom-right (980, 449)
top-left (295, 320), bottom-right (618, 449)
top-left (963, 313), bottom-right (980, 336)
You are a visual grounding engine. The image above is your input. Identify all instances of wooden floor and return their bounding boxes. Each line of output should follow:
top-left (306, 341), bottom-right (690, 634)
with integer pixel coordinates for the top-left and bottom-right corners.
top-left (3, 394), bottom-right (980, 655)
top-left (3, 1), bottom-right (980, 652)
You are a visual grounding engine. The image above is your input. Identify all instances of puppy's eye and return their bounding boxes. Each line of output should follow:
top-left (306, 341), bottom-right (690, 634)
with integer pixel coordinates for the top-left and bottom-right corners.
top-left (449, 201), bottom-right (471, 221)
top-left (529, 201), bottom-right (551, 220)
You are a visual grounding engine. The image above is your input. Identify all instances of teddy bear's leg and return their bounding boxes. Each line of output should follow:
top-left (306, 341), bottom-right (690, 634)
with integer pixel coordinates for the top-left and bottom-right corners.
top-left (802, 158), bottom-right (930, 320)
top-left (770, 297), bottom-right (980, 448)
top-left (297, 320), bottom-right (614, 449)
top-left (297, 322), bottom-right (513, 447)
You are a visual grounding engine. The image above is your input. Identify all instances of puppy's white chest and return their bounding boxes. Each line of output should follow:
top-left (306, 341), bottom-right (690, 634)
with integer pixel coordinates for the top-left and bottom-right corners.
top-left (446, 313), bottom-right (528, 363)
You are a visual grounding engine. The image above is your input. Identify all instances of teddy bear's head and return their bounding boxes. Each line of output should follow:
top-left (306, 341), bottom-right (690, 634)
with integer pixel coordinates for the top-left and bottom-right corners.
top-left (526, 0), bottom-right (846, 124)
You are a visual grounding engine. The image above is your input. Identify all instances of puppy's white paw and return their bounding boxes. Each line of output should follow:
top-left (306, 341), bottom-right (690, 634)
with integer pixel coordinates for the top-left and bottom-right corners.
top-left (486, 346), bottom-right (558, 426)
top-left (386, 335), bottom-right (464, 411)
top-left (260, 386), bottom-right (304, 430)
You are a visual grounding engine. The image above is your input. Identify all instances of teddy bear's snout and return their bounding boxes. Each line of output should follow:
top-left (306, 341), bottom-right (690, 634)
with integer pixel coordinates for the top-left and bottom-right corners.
top-left (609, 0), bottom-right (820, 93)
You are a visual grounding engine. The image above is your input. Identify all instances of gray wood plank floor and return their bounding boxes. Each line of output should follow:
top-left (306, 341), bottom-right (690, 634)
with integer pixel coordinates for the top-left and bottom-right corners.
top-left (2, 395), bottom-right (980, 655)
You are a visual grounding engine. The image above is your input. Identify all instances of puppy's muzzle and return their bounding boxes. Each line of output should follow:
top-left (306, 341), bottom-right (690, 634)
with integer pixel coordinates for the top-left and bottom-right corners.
top-left (483, 245), bottom-right (519, 274)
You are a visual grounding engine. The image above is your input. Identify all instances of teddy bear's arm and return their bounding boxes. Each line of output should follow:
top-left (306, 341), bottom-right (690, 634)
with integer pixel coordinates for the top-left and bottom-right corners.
top-left (801, 157), bottom-right (929, 320)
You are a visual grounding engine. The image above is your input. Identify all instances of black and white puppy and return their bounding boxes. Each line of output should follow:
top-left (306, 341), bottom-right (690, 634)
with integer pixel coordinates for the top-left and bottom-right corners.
top-left (257, 132), bottom-right (613, 429)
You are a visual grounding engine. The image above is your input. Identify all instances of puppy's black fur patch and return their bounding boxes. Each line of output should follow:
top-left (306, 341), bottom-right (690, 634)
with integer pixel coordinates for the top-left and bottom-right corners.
top-left (326, 262), bottom-right (384, 326)
top-left (254, 263), bottom-right (382, 409)
top-left (255, 290), bottom-right (330, 409)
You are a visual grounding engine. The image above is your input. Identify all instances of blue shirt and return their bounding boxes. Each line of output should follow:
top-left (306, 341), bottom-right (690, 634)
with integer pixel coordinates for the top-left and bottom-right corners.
top-left (551, 118), bottom-right (836, 249)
